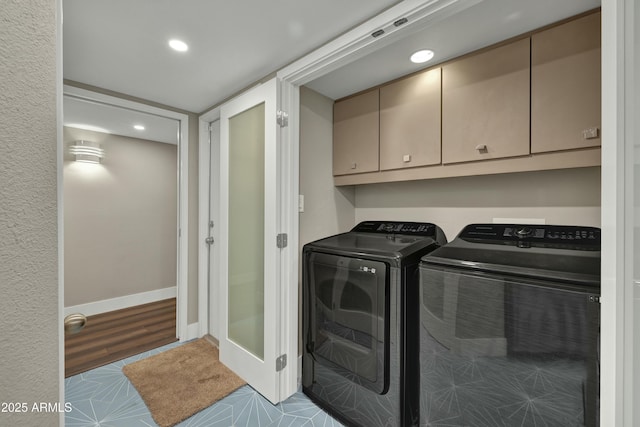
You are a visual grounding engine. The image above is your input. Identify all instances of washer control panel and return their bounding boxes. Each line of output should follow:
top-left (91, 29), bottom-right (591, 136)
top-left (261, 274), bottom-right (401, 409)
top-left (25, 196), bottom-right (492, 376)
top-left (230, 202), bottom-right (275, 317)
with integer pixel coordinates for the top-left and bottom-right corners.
top-left (352, 221), bottom-right (436, 236)
top-left (460, 224), bottom-right (600, 250)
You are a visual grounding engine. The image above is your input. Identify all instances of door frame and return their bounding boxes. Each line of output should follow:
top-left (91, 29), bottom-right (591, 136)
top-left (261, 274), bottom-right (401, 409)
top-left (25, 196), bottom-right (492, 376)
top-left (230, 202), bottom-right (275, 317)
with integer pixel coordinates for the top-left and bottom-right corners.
top-left (600, 0), bottom-right (639, 425)
top-left (62, 85), bottom-right (190, 341)
top-left (199, 107), bottom-right (220, 340)
top-left (274, 2), bottom-right (637, 423)
top-left (198, 118), bottom-right (220, 339)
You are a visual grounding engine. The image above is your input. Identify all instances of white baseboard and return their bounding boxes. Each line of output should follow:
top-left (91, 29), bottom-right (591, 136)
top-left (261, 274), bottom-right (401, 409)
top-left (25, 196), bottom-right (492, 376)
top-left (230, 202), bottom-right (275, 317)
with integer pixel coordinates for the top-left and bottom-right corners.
top-left (64, 287), bottom-right (177, 317)
top-left (185, 322), bottom-right (200, 341)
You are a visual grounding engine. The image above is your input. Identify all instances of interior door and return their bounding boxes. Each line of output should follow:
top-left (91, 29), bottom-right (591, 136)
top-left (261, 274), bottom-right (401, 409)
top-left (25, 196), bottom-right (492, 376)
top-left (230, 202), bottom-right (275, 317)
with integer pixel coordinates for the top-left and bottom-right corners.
top-left (207, 120), bottom-right (220, 338)
top-left (219, 78), bottom-right (281, 403)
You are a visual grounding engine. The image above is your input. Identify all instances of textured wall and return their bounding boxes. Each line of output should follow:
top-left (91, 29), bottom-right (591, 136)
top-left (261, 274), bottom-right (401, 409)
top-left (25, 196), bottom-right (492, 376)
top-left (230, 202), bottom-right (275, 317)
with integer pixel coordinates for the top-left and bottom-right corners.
top-left (64, 128), bottom-right (177, 307)
top-left (0, 0), bottom-right (60, 426)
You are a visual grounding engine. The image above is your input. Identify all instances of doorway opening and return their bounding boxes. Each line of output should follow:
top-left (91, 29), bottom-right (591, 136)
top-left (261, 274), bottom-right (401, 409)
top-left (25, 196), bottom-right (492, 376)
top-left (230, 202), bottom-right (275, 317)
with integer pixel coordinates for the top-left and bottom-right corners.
top-left (61, 85), bottom-right (190, 375)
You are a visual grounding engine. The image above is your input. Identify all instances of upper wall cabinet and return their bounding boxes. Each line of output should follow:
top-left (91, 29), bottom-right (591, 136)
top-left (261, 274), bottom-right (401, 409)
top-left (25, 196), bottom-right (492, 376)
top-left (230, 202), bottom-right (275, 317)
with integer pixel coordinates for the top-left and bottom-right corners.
top-left (380, 68), bottom-right (442, 171)
top-left (442, 38), bottom-right (530, 164)
top-left (333, 88), bottom-right (379, 176)
top-left (531, 12), bottom-right (601, 153)
top-left (331, 10), bottom-right (602, 186)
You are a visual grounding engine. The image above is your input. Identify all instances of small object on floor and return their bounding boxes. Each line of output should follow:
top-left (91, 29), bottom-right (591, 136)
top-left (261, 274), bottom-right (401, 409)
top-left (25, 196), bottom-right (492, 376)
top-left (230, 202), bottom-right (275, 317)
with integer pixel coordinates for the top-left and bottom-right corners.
top-left (64, 313), bottom-right (87, 334)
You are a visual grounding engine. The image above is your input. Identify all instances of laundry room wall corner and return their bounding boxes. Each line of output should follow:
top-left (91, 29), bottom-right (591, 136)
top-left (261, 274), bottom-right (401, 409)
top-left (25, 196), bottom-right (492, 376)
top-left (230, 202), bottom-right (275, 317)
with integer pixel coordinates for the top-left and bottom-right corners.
top-left (299, 86), bottom-right (356, 245)
top-left (299, 86), bottom-right (356, 354)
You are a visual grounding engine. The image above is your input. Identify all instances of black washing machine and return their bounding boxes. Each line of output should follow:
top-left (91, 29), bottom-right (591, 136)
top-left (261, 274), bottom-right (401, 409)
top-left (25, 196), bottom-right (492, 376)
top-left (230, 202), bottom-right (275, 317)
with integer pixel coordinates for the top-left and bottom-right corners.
top-left (419, 224), bottom-right (600, 427)
top-left (302, 221), bottom-right (447, 427)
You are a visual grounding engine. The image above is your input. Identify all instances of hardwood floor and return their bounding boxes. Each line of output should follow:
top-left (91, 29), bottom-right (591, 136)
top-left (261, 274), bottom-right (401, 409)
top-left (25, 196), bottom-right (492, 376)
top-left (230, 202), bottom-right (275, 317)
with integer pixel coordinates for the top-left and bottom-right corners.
top-left (65, 298), bottom-right (177, 378)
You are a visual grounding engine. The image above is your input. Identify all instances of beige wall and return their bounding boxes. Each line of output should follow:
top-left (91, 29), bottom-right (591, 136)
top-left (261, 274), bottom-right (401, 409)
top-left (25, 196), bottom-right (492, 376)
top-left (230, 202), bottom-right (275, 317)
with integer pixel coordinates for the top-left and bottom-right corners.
top-left (0, 0), bottom-right (60, 425)
top-left (299, 86), bottom-right (355, 249)
top-left (64, 127), bottom-right (178, 306)
top-left (355, 167), bottom-right (602, 241)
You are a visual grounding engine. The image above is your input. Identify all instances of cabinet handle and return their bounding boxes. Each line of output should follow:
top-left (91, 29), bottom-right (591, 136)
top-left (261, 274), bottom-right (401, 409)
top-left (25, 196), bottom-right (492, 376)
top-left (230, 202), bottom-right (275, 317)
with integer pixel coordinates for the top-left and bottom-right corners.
top-left (351, 162), bottom-right (357, 169)
top-left (403, 154), bottom-right (412, 163)
top-left (475, 144), bottom-right (487, 151)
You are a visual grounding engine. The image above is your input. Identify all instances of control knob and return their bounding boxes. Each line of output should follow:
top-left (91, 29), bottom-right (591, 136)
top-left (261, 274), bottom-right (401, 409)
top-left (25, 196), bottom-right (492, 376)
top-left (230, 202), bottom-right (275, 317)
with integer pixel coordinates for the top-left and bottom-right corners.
top-left (514, 226), bottom-right (533, 238)
top-left (381, 223), bottom-right (396, 232)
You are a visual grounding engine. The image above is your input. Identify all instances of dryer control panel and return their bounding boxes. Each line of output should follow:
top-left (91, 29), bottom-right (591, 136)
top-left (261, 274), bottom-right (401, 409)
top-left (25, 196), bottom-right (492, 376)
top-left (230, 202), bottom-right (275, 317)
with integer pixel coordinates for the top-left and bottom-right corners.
top-left (459, 224), bottom-right (601, 250)
top-left (352, 221), bottom-right (437, 237)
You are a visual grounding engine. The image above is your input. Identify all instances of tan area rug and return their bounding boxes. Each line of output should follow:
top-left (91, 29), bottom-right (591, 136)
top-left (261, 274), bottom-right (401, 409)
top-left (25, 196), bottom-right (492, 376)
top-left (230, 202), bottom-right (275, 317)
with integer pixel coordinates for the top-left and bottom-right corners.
top-left (122, 338), bottom-right (246, 427)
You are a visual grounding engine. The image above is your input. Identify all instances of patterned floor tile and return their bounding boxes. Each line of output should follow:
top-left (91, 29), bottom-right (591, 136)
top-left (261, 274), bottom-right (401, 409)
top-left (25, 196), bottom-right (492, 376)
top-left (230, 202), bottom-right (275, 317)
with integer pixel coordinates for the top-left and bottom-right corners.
top-left (65, 342), bottom-right (341, 427)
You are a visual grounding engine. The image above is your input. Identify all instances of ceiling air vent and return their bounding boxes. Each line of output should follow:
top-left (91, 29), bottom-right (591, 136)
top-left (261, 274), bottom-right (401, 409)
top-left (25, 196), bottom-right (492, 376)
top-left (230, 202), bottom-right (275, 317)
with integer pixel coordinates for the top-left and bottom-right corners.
top-left (371, 29), bottom-right (385, 38)
top-left (394, 17), bottom-right (408, 27)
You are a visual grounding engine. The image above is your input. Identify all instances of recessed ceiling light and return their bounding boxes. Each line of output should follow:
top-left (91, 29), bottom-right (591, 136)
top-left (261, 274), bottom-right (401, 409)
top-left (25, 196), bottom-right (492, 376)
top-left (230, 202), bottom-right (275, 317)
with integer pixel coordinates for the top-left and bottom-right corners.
top-left (169, 39), bottom-right (188, 52)
top-left (410, 49), bottom-right (435, 64)
top-left (134, 125), bottom-right (145, 131)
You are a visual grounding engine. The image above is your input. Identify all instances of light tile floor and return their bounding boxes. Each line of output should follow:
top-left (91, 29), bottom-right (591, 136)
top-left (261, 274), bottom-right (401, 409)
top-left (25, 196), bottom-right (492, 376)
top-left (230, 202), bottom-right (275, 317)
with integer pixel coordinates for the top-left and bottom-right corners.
top-left (65, 341), bottom-right (343, 427)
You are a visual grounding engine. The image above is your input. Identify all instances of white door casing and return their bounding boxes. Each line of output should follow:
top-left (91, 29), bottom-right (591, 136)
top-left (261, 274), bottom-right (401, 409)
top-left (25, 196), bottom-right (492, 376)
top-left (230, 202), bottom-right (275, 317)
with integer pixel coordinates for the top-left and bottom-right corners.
top-left (198, 119), bottom-right (221, 339)
top-left (600, 0), bottom-right (640, 425)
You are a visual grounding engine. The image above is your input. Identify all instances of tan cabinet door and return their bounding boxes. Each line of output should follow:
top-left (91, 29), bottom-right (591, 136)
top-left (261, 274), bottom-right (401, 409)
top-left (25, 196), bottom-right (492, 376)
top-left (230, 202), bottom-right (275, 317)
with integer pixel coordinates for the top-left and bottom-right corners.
top-left (531, 12), bottom-right (601, 153)
top-left (380, 68), bottom-right (441, 171)
top-left (442, 38), bottom-right (530, 164)
top-left (333, 89), bottom-right (379, 176)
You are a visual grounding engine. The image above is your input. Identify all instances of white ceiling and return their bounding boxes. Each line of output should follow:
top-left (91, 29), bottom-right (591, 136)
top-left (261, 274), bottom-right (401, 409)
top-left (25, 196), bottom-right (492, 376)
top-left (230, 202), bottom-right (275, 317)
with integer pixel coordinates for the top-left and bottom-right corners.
top-left (63, 0), bottom-right (600, 142)
top-left (63, 0), bottom-right (400, 113)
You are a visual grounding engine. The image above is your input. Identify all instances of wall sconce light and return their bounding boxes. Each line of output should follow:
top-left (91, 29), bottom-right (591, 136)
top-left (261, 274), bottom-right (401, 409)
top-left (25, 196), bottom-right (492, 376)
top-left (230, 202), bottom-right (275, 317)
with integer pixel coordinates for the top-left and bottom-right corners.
top-left (69, 140), bottom-right (104, 163)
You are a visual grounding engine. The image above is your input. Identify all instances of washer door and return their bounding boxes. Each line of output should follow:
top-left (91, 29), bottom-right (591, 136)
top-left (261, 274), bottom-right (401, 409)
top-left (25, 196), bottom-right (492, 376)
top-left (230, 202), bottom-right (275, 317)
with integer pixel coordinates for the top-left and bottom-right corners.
top-left (306, 252), bottom-right (389, 394)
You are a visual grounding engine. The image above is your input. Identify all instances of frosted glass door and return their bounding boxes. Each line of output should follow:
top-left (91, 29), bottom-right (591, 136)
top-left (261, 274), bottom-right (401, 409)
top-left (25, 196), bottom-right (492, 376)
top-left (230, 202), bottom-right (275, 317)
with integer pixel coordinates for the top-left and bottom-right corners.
top-left (219, 78), bottom-right (279, 403)
top-left (228, 103), bottom-right (265, 359)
